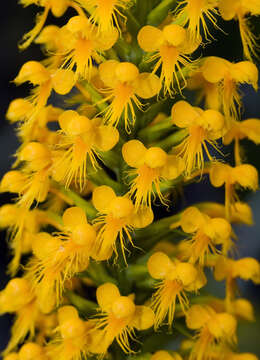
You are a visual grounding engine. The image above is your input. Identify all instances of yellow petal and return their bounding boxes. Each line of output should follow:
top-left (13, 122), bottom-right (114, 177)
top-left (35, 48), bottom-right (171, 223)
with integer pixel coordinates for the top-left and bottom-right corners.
top-left (240, 118), bottom-right (260, 143)
top-left (171, 101), bottom-right (199, 128)
top-left (232, 164), bottom-right (258, 190)
top-left (218, 0), bottom-right (239, 20)
top-left (133, 73), bottom-right (161, 99)
top-left (130, 207), bottom-right (154, 228)
top-left (62, 207), bottom-right (87, 229)
top-left (96, 283), bottom-right (120, 311)
top-left (95, 28), bottom-right (119, 51)
top-left (161, 155), bottom-right (185, 180)
top-left (51, 69), bottom-right (75, 95)
top-left (95, 125), bottom-right (119, 151)
top-left (131, 305), bottom-right (155, 330)
top-left (92, 185), bottom-right (116, 213)
top-left (122, 140), bottom-right (146, 168)
top-left (180, 207), bottom-right (205, 233)
top-left (99, 60), bottom-right (119, 88)
top-left (209, 163), bottom-right (228, 187)
top-left (137, 25), bottom-right (163, 52)
top-left (147, 252), bottom-right (172, 279)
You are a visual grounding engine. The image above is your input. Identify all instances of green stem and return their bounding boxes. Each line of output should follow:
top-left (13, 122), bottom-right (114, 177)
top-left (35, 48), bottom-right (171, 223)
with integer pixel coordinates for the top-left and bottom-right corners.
top-left (45, 211), bottom-right (63, 226)
top-left (58, 186), bottom-right (97, 220)
top-left (174, 322), bottom-right (193, 339)
top-left (66, 291), bottom-right (98, 316)
top-left (99, 149), bottom-right (122, 173)
top-left (155, 129), bottom-right (188, 151)
top-left (125, 9), bottom-right (141, 35)
top-left (88, 168), bottom-right (127, 195)
top-left (81, 82), bottom-right (108, 112)
top-left (147, 0), bottom-right (176, 26)
top-left (114, 38), bottom-right (132, 61)
top-left (83, 261), bottom-right (118, 286)
top-left (106, 48), bottom-right (120, 61)
top-left (138, 117), bottom-right (173, 143)
top-left (138, 100), bottom-right (168, 128)
top-left (126, 264), bottom-right (148, 282)
top-left (135, 213), bottom-right (181, 240)
top-left (159, 176), bottom-right (183, 194)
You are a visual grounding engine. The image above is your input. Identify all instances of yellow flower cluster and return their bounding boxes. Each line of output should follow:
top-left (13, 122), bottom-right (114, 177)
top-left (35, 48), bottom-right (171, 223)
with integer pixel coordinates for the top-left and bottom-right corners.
top-left (1, 1), bottom-right (260, 359)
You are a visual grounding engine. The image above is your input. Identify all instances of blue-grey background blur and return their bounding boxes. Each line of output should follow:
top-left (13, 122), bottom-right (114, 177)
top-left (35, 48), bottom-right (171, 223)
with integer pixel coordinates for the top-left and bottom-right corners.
top-left (0, 1), bottom-right (259, 357)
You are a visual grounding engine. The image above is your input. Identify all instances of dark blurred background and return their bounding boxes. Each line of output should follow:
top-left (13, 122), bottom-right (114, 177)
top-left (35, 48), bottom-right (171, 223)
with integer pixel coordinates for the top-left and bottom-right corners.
top-left (0, 1), bottom-right (260, 357)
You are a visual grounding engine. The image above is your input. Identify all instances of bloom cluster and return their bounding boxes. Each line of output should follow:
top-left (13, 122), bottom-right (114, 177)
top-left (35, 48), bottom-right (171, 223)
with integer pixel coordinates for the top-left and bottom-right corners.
top-left (1, 1), bottom-right (260, 359)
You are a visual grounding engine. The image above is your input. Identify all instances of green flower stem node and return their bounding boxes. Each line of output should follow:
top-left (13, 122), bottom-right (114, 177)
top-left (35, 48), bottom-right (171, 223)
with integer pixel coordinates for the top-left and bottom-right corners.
top-left (155, 129), bottom-right (188, 151)
top-left (137, 101), bottom-right (168, 129)
top-left (125, 9), bottom-right (141, 35)
top-left (147, 0), bottom-right (176, 26)
top-left (66, 291), bottom-right (98, 316)
top-left (86, 261), bottom-right (117, 286)
top-left (159, 176), bottom-right (183, 194)
top-left (88, 168), bottom-right (127, 195)
top-left (58, 185), bottom-right (97, 220)
top-left (99, 149), bottom-right (122, 173)
top-left (138, 117), bottom-right (173, 143)
top-left (136, 213), bottom-right (181, 239)
top-left (126, 264), bottom-right (148, 281)
top-left (45, 211), bottom-right (63, 226)
top-left (83, 261), bottom-right (118, 286)
top-left (82, 82), bottom-right (108, 112)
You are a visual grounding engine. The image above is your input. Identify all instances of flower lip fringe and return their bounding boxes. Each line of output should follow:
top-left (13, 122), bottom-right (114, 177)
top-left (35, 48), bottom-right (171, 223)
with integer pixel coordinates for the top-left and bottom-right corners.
top-left (1, 0), bottom-right (260, 360)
